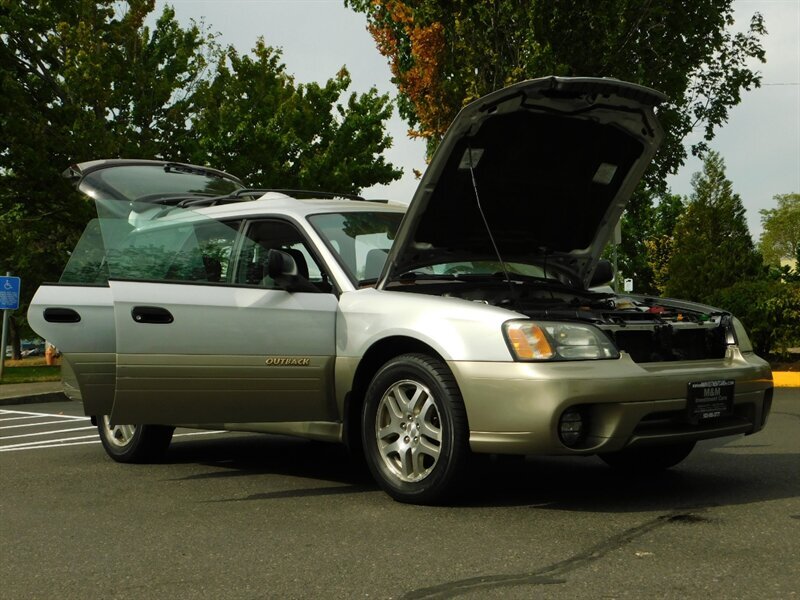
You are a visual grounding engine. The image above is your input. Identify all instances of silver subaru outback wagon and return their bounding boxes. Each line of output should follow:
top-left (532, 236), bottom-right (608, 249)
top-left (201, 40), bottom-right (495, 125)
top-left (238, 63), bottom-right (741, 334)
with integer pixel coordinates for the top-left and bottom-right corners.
top-left (29, 77), bottom-right (773, 504)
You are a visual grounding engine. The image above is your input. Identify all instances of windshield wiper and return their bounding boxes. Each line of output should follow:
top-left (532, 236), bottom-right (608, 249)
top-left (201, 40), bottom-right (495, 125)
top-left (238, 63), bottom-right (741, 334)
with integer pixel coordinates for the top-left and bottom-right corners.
top-left (396, 272), bottom-right (458, 281)
top-left (163, 163), bottom-right (224, 179)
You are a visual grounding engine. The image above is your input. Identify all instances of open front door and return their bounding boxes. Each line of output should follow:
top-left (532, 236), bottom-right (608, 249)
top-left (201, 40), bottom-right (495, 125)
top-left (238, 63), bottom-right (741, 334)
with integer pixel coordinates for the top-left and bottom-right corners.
top-left (109, 281), bottom-right (337, 425)
top-left (105, 215), bottom-right (340, 426)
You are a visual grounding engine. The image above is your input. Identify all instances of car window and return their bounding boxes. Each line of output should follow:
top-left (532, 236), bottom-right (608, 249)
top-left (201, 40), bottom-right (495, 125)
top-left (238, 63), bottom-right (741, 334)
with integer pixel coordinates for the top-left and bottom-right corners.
top-left (60, 219), bottom-right (128, 284)
top-left (108, 219), bottom-right (242, 283)
top-left (308, 212), bottom-right (403, 283)
top-left (236, 220), bottom-right (330, 291)
top-left (60, 216), bottom-right (242, 284)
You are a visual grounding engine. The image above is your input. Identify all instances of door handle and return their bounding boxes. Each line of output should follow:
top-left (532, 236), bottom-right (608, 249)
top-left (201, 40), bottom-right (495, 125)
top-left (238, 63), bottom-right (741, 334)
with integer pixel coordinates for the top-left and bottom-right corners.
top-left (43, 307), bottom-right (81, 323)
top-left (131, 306), bottom-right (174, 324)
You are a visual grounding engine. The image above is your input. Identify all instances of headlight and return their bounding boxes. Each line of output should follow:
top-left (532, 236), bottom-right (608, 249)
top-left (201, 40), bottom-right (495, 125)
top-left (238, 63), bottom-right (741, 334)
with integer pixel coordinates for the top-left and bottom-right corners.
top-left (503, 320), bottom-right (619, 361)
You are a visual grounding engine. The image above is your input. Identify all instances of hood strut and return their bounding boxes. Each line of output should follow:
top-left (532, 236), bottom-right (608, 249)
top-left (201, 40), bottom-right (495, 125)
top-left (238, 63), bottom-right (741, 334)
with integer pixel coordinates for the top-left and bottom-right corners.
top-left (466, 144), bottom-right (518, 308)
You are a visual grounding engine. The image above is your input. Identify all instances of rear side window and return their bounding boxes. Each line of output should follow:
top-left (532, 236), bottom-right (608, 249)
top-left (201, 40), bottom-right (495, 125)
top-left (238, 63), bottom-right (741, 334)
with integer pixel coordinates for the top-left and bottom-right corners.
top-left (59, 218), bottom-right (241, 284)
top-left (60, 220), bottom-right (115, 284)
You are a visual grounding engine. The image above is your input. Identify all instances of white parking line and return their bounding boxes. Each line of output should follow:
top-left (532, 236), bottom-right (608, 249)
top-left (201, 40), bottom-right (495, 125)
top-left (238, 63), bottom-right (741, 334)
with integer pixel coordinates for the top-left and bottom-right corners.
top-left (0, 419), bottom-right (92, 430)
top-left (0, 434), bottom-right (100, 450)
top-left (0, 409), bottom-right (86, 421)
top-left (2, 426), bottom-right (96, 440)
top-left (0, 407), bottom-right (229, 453)
top-left (0, 415), bottom-right (48, 422)
top-left (0, 426), bottom-right (227, 452)
top-left (0, 409), bottom-right (95, 453)
top-left (0, 439), bottom-right (102, 452)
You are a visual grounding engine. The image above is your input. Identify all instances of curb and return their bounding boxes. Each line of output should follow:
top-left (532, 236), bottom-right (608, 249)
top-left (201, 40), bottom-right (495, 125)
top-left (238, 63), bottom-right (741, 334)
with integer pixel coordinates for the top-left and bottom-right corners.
top-left (773, 371), bottom-right (800, 388)
top-left (0, 392), bottom-right (68, 407)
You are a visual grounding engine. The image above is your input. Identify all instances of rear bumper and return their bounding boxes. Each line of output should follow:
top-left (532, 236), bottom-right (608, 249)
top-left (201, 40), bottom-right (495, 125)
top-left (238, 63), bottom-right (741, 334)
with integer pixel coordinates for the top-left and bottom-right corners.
top-left (449, 348), bottom-right (773, 455)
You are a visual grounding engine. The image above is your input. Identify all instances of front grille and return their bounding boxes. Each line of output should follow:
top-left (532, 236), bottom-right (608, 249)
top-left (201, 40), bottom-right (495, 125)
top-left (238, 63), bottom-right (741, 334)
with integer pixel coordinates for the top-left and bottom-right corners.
top-left (632, 403), bottom-right (756, 437)
top-left (610, 326), bottom-right (727, 363)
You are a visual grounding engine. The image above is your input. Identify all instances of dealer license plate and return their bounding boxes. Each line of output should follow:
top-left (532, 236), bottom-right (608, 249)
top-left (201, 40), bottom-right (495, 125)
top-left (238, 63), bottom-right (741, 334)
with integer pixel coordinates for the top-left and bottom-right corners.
top-left (687, 380), bottom-right (734, 422)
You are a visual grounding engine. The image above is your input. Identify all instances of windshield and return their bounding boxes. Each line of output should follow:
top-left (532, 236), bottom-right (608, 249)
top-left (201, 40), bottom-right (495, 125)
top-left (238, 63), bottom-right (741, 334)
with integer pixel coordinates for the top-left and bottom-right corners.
top-left (400, 261), bottom-right (559, 280)
top-left (308, 211), bottom-right (404, 283)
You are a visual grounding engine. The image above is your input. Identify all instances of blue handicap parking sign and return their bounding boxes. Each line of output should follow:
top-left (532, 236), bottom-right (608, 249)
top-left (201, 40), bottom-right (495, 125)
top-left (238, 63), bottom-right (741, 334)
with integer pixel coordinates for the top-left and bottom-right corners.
top-left (0, 276), bottom-right (21, 310)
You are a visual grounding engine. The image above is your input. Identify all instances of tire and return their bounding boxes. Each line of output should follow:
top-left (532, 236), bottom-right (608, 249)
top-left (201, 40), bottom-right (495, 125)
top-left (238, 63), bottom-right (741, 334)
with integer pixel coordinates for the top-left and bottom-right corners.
top-left (599, 442), bottom-right (696, 473)
top-left (362, 353), bottom-right (469, 504)
top-left (97, 416), bottom-right (174, 463)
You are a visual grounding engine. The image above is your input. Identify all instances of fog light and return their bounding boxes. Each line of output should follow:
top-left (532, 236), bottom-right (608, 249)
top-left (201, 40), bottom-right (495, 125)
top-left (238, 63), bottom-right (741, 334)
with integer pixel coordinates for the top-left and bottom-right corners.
top-left (559, 409), bottom-right (585, 447)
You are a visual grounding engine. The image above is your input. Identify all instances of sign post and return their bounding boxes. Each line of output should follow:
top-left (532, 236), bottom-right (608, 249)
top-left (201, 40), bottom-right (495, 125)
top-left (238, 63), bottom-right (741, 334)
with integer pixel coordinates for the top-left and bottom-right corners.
top-left (0, 273), bottom-right (21, 381)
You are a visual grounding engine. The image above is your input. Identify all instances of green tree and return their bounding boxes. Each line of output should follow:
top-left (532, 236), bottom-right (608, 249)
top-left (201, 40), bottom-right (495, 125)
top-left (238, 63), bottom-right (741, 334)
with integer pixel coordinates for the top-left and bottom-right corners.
top-left (707, 280), bottom-right (800, 357)
top-left (609, 190), bottom-right (682, 296)
top-left (759, 193), bottom-right (800, 269)
top-left (189, 41), bottom-right (401, 193)
top-left (664, 151), bottom-right (763, 302)
top-left (1, 2), bottom-right (402, 355)
top-left (1, 0), bottom-right (213, 354)
top-left (346, 0), bottom-right (765, 188)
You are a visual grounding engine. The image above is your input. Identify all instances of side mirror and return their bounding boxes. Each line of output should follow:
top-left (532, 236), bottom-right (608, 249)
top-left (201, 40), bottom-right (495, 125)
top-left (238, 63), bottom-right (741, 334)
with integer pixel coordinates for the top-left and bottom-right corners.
top-left (266, 249), bottom-right (317, 293)
top-left (267, 249), bottom-right (298, 279)
top-left (590, 259), bottom-right (614, 287)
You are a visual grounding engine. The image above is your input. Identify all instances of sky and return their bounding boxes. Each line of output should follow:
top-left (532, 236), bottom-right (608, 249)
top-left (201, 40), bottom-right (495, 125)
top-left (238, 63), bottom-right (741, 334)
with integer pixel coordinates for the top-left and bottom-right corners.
top-left (153, 0), bottom-right (799, 240)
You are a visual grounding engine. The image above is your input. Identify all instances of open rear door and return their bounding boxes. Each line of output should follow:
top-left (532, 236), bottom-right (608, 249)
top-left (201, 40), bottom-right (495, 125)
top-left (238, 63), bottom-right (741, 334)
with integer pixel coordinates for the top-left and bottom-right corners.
top-left (28, 283), bottom-right (116, 415)
top-left (28, 159), bottom-right (248, 417)
top-left (27, 219), bottom-right (127, 416)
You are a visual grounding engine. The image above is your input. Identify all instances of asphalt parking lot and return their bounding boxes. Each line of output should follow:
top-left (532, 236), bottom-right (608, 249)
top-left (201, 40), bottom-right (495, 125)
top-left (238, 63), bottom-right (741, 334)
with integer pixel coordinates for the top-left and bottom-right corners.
top-left (1, 390), bottom-right (798, 600)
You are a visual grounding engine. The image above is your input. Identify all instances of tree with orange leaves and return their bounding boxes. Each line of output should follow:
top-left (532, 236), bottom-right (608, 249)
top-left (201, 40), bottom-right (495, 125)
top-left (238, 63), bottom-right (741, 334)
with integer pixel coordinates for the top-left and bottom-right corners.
top-left (346, 0), bottom-right (765, 190)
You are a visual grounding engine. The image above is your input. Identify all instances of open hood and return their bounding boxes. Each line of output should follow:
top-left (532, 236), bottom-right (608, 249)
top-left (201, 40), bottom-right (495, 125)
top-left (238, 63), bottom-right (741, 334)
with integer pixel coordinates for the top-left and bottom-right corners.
top-left (380, 77), bottom-right (665, 289)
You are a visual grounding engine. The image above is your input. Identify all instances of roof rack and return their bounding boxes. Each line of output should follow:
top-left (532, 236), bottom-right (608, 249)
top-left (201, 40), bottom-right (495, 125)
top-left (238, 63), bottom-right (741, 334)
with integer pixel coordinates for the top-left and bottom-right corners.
top-left (175, 188), bottom-right (389, 208)
top-left (131, 189), bottom-right (389, 215)
top-left (231, 188), bottom-right (368, 201)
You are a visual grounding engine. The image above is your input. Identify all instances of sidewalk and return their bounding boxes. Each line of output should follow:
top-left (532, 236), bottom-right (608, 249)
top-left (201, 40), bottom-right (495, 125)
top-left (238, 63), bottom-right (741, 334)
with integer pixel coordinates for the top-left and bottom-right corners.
top-left (0, 382), bottom-right (67, 406)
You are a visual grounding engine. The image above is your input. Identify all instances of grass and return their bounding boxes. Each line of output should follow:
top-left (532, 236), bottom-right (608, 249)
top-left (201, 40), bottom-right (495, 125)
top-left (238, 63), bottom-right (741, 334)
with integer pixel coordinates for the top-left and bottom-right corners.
top-left (1, 357), bottom-right (62, 384)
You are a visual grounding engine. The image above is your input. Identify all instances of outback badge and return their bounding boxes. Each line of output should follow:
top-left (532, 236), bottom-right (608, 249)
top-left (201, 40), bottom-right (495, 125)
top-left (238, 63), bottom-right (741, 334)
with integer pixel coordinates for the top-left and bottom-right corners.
top-left (265, 357), bottom-right (311, 366)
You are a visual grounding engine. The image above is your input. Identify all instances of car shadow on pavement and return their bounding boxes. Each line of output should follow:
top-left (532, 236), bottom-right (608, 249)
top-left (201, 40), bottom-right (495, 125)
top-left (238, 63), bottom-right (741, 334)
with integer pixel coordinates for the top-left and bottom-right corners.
top-left (164, 433), bottom-right (376, 495)
top-left (460, 447), bottom-right (800, 512)
top-left (160, 431), bottom-right (800, 510)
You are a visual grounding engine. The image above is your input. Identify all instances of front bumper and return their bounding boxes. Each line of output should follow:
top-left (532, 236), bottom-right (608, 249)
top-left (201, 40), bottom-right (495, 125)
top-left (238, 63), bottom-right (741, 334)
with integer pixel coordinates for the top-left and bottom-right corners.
top-left (449, 347), bottom-right (773, 455)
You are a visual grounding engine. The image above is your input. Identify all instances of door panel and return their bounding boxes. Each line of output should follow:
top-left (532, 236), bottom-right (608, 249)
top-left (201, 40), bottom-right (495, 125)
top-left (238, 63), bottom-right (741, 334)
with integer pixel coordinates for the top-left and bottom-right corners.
top-left (27, 285), bottom-right (116, 415)
top-left (108, 281), bottom-right (338, 425)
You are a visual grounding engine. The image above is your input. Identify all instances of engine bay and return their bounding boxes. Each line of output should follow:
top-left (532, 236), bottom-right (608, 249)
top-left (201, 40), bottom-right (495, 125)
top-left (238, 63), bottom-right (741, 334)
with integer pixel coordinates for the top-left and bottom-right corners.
top-left (389, 279), bottom-right (731, 363)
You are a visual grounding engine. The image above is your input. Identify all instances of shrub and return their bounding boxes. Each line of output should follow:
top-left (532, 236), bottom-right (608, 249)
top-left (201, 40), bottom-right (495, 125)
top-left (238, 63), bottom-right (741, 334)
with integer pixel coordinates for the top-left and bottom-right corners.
top-left (707, 281), bottom-right (800, 358)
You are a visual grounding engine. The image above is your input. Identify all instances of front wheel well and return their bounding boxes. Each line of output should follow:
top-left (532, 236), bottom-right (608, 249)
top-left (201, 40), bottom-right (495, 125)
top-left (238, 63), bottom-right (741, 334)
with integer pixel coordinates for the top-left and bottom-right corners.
top-left (343, 337), bottom-right (448, 455)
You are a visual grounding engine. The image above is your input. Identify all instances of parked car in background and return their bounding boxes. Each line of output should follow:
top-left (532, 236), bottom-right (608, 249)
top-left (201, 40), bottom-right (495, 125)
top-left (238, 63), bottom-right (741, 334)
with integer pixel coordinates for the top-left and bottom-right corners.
top-left (28, 77), bottom-right (773, 504)
top-left (20, 340), bottom-right (46, 357)
top-left (4, 340), bottom-right (45, 358)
